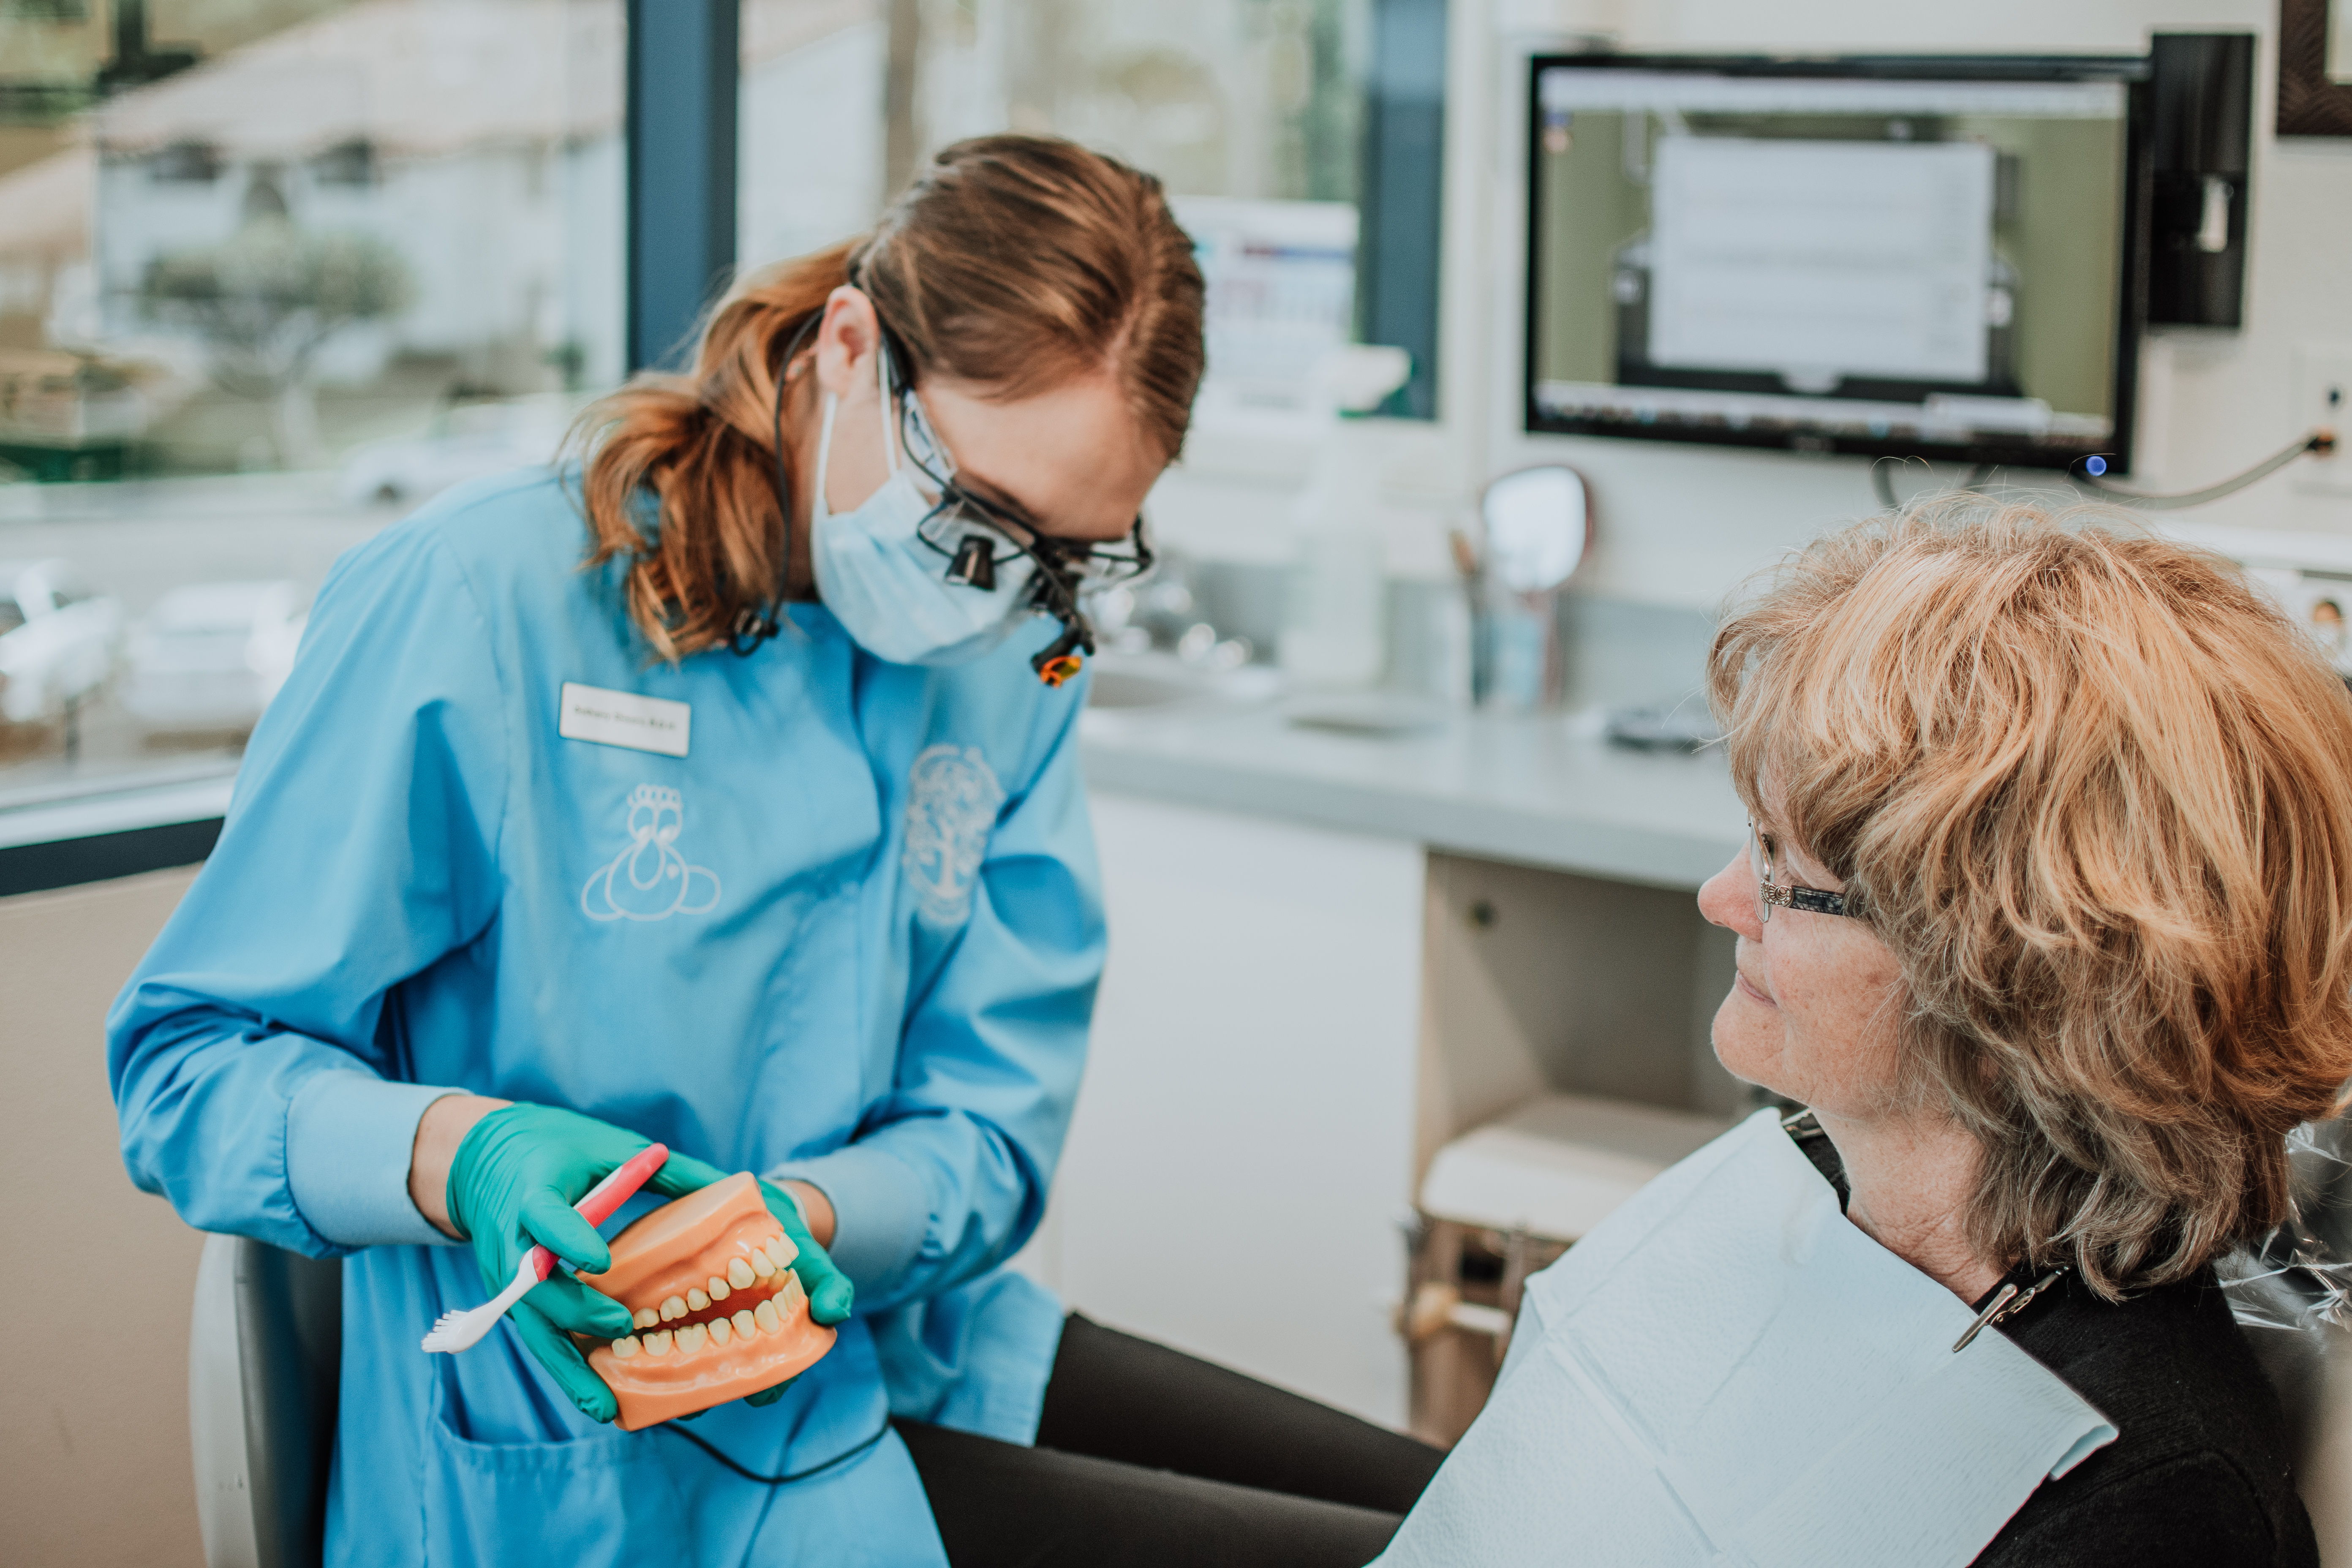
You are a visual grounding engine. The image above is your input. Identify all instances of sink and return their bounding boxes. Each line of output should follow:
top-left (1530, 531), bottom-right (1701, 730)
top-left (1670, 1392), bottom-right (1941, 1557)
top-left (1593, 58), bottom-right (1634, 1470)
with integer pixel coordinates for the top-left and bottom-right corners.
top-left (1084, 652), bottom-right (1280, 710)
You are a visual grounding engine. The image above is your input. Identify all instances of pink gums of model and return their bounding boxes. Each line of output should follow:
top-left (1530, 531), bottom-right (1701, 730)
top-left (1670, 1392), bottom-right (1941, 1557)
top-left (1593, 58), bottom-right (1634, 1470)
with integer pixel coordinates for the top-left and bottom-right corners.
top-left (573, 1173), bottom-right (835, 1430)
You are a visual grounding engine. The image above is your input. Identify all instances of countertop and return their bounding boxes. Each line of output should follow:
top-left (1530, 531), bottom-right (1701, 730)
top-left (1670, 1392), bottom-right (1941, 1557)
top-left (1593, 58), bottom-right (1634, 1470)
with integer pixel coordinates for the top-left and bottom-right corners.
top-left (1080, 697), bottom-right (1747, 892)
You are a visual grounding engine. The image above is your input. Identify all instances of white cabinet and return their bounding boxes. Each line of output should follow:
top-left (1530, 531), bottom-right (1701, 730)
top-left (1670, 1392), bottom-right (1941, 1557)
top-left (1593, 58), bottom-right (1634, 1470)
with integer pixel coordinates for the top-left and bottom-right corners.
top-left (1018, 788), bottom-right (1744, 1429)
top-left (1024, 791), bottom-right (1426, 1426)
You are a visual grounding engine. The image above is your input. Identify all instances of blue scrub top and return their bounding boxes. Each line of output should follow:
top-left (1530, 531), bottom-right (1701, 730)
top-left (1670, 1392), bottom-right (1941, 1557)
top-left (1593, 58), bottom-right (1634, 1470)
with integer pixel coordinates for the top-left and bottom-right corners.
top-left (108, 470), bottom-right (1102, 1566)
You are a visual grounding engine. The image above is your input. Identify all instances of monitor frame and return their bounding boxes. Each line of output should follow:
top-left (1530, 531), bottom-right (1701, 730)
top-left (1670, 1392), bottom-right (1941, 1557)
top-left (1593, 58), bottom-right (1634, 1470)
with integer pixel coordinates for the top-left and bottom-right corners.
top-left (1522, 52), bottom-right (2153, 474)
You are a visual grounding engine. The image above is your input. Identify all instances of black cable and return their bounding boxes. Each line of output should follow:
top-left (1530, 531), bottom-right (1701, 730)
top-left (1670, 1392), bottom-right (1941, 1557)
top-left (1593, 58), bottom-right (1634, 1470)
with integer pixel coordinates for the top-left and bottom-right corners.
top-left (659, 1417), bottom-right (891, 1485)
top-left (2069, 430), bottom-right (2337, 511)
top-left (1862, 456), bottom-right (1938, 512)
top-left (729, 312), bottom-right (827, 656)
top-left (1870, 457), bottom-right (1900, 512)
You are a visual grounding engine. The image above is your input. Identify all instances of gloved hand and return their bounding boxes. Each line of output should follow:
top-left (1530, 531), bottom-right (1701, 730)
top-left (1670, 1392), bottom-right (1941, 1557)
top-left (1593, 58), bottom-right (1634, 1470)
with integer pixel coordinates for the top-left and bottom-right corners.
top-left (445, 1104), bottom-right (853, 1422)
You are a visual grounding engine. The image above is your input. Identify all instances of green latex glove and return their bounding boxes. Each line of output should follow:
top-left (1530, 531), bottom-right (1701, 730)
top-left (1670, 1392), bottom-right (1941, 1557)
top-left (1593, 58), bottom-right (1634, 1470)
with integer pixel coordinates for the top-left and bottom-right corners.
top-left (445, 1104), bottom-right (854, 1422)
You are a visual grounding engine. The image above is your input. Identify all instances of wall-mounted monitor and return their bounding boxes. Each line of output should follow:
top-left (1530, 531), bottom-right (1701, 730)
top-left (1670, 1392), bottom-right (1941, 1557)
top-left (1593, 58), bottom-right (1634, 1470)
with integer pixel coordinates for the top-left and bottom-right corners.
top-left (1524, 55), bottom-right (2150, 473)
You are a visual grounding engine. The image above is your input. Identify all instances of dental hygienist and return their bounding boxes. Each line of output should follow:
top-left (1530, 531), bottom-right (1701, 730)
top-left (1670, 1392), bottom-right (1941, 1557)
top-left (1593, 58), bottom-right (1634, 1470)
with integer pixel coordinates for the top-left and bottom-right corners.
top-left (109, 136), bottom-right (1203, 1565)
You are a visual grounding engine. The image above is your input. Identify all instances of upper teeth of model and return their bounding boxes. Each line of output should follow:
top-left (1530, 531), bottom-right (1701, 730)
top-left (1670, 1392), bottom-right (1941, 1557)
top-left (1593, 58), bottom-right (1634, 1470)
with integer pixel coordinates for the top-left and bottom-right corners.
top-left (600, 1235), bottom-right (808, 1362)
top-left (610, 1272), bottom-right (803, 1358)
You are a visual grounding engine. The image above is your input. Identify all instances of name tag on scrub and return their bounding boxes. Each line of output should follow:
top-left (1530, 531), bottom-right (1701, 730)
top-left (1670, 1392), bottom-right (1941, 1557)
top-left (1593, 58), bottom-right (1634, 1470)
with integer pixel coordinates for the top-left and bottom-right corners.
top-left (560, 683), bottom-right (691, 758)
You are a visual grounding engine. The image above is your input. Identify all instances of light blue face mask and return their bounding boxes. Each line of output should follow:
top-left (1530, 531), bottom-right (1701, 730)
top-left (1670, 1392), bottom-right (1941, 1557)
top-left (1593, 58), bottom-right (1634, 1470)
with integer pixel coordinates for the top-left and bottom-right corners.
top-left (807, 351), bottom-right (1037, 667)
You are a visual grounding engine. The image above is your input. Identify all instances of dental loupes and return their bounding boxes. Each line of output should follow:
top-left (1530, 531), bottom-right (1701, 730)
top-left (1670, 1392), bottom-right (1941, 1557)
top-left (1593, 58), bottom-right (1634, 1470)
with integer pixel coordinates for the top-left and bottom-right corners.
top-left (420, 1143), bottom-right (671, 1355)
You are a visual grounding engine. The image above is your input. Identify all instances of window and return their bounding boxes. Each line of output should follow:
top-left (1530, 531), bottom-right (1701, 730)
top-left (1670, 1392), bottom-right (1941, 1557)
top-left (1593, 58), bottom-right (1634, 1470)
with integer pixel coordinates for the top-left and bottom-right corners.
top-left (738, 0), bottom-right (1394, 433)
top-left (0, 0), bottom-right (1444, 868)
top-left (308, 137), bottom-right (377, 188)
top-left (0, 0), bottom-right (623, 811)
top-left (147, 139), bottom-right (222, 183)
top-left (737, 0), bottom-right (889, 272)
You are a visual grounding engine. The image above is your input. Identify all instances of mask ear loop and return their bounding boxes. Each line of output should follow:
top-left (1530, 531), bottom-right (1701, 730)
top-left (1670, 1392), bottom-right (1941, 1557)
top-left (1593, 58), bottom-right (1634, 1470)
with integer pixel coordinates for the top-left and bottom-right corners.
top-left (876, 326), bottom-right (902, 477)
top-left (810, 392), bottom-right (841, 527)
top-left (734, 310), bottom-right (825, 657)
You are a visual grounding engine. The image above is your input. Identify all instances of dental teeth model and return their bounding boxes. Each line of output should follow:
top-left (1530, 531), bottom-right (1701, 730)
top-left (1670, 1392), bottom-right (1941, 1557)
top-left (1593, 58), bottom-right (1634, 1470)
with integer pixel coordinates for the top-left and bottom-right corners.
top-left (573, 1173), bottom-right (836, 1430)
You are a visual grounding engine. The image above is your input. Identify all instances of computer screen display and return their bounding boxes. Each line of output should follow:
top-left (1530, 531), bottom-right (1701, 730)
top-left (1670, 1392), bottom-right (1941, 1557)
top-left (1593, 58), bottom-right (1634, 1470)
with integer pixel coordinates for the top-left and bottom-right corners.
top-left (1525, 56), bottom-right (2148, 471)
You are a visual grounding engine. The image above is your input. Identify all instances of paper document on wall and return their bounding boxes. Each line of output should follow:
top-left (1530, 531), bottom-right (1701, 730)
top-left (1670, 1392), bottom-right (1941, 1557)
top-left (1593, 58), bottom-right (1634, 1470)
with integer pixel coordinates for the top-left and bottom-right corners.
top-left (1375, 1110), bottom-right (2116, 1568)
top-left (1648, 138), bottom-right (1995, 387)
top-left (1173, 196), bottom-right (1359, 441)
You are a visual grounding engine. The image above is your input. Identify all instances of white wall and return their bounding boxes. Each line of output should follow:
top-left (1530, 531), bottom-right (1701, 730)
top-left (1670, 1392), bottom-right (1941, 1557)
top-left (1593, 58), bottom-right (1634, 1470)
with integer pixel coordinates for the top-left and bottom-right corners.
top-left (1035, 793), bottom-right (1426, 1426)
top-left (1154, 0), bottom-right (2352, 613)
top-left (0, 868), bottom-right (208, 1568)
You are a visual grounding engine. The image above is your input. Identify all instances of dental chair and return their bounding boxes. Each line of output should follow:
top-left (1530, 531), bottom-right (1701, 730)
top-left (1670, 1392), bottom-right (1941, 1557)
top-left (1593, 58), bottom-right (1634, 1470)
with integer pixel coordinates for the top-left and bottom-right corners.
top-left (189, 1233), bottom-right (341, 1568)
top-left (2237, 1313), bottom-right (2352, 1565)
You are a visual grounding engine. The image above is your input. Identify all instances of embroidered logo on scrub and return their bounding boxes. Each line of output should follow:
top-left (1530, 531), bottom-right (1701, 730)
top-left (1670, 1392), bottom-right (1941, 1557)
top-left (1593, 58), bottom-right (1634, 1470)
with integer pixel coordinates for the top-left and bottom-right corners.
top-left (582, 784), bottom-right (722, 923)
top-left (901, 744), bottom-right (1004, 927)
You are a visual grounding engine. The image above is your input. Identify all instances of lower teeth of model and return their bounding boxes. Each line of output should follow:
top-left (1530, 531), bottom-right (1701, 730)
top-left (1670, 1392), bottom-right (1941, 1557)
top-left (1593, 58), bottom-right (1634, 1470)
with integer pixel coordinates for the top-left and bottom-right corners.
top-left (611, 1277), bottom-right (803, 1358)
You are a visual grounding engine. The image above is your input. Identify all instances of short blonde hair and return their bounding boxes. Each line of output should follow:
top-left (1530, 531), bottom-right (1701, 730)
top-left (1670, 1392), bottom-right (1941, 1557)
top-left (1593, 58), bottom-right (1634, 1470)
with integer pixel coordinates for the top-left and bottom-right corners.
top-left (1710, 499), bottom-right (2352, 1297)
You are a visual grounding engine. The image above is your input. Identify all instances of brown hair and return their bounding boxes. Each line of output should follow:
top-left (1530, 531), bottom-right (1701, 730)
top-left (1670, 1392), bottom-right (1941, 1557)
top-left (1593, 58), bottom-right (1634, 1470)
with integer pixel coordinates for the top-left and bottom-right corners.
top-left (1710, 498), bottom-right (2352, 1297)
top-left (569, 135), bottom-right (1206, 660)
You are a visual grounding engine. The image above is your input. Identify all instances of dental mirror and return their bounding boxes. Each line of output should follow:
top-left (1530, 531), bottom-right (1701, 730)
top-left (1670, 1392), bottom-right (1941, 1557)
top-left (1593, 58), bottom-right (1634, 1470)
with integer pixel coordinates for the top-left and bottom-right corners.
top-left (1480, 466), bottom-right (1589, 594)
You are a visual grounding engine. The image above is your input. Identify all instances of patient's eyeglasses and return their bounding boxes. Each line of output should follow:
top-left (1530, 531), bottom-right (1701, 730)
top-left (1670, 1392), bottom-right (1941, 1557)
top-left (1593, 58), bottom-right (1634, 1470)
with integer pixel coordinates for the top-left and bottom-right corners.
top-left (1749, 820), bottom-right (1863, 923)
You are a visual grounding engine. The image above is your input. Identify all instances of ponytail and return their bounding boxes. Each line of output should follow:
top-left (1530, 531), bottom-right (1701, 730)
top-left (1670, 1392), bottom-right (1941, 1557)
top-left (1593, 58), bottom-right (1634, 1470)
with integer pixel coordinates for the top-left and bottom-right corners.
top-left (569, 135), bottom-right (1204, 662)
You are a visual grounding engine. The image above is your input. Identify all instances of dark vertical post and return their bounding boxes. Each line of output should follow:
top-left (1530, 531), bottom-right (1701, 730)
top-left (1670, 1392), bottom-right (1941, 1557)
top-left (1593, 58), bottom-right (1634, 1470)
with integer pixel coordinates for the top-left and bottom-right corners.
top-left (626, 0), bottom-right (741, 373)
top-left (99, 0), bottom-right (199, 90)
top-left (2148, 33), bottom-right (2253, 329)
top-left (1356, 0), bottom-right (1448, 420)
top-left (115, 0), bottom-right (149, 65)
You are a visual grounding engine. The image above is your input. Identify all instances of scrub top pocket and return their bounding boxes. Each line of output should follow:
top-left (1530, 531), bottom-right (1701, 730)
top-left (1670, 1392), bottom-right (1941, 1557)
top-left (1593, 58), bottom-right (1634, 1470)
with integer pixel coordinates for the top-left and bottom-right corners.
top-left (425, 1379), bottom-right (690, 1568)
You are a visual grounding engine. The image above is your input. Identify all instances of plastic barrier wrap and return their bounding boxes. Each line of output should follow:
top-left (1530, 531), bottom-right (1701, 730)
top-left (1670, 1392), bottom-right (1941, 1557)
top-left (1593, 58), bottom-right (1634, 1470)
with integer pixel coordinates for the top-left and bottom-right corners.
top-left (2218, 1115), bottom-right (2352, 1459)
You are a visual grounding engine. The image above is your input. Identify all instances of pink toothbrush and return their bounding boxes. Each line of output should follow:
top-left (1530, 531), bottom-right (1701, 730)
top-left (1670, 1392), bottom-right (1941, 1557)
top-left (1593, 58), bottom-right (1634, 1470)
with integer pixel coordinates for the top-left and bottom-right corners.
top-left (421, 1143), bottom-right (670, 1354)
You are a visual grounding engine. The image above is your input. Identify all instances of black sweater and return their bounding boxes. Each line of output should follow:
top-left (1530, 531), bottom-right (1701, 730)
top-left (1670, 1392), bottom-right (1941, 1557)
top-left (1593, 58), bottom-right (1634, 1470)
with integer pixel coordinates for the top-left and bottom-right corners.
top-left (1796, 1134), bottom-right (2318, 1566)
top-left (1970, 1263), bottom-right (2318, 1567)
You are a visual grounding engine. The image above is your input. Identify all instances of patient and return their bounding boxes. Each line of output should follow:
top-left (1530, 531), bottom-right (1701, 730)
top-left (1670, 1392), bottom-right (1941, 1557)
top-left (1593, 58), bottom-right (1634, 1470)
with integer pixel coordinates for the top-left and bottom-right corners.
top-left (1704, 503), bottom-right (2347, 1564)
top-left (1383, 501), bottom-right (2346, 1566)
top-left (956, 504), bottom-right (2341, 1566)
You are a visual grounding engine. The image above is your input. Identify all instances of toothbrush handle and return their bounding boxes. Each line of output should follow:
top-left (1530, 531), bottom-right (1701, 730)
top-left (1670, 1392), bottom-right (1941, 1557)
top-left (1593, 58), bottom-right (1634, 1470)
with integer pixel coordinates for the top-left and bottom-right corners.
top-left (579, 1143), bottom-right (670, 1226)
top-left (525, 1142), bottom-right (672, 1283)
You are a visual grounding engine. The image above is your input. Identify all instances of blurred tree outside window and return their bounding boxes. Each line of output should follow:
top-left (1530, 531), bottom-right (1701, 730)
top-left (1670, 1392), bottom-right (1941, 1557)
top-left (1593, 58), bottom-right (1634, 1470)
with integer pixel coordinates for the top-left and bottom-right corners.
top-left (139, 217), bottom-right (413, 466)
top-left (0, 0), bottom-right (622, 804)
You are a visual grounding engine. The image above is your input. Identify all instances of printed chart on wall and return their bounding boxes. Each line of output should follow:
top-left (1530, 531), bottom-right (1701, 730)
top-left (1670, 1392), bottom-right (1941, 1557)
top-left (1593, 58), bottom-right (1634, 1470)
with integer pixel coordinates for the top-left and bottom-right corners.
top-left (1176, 196), bottom-right (1358, 444)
